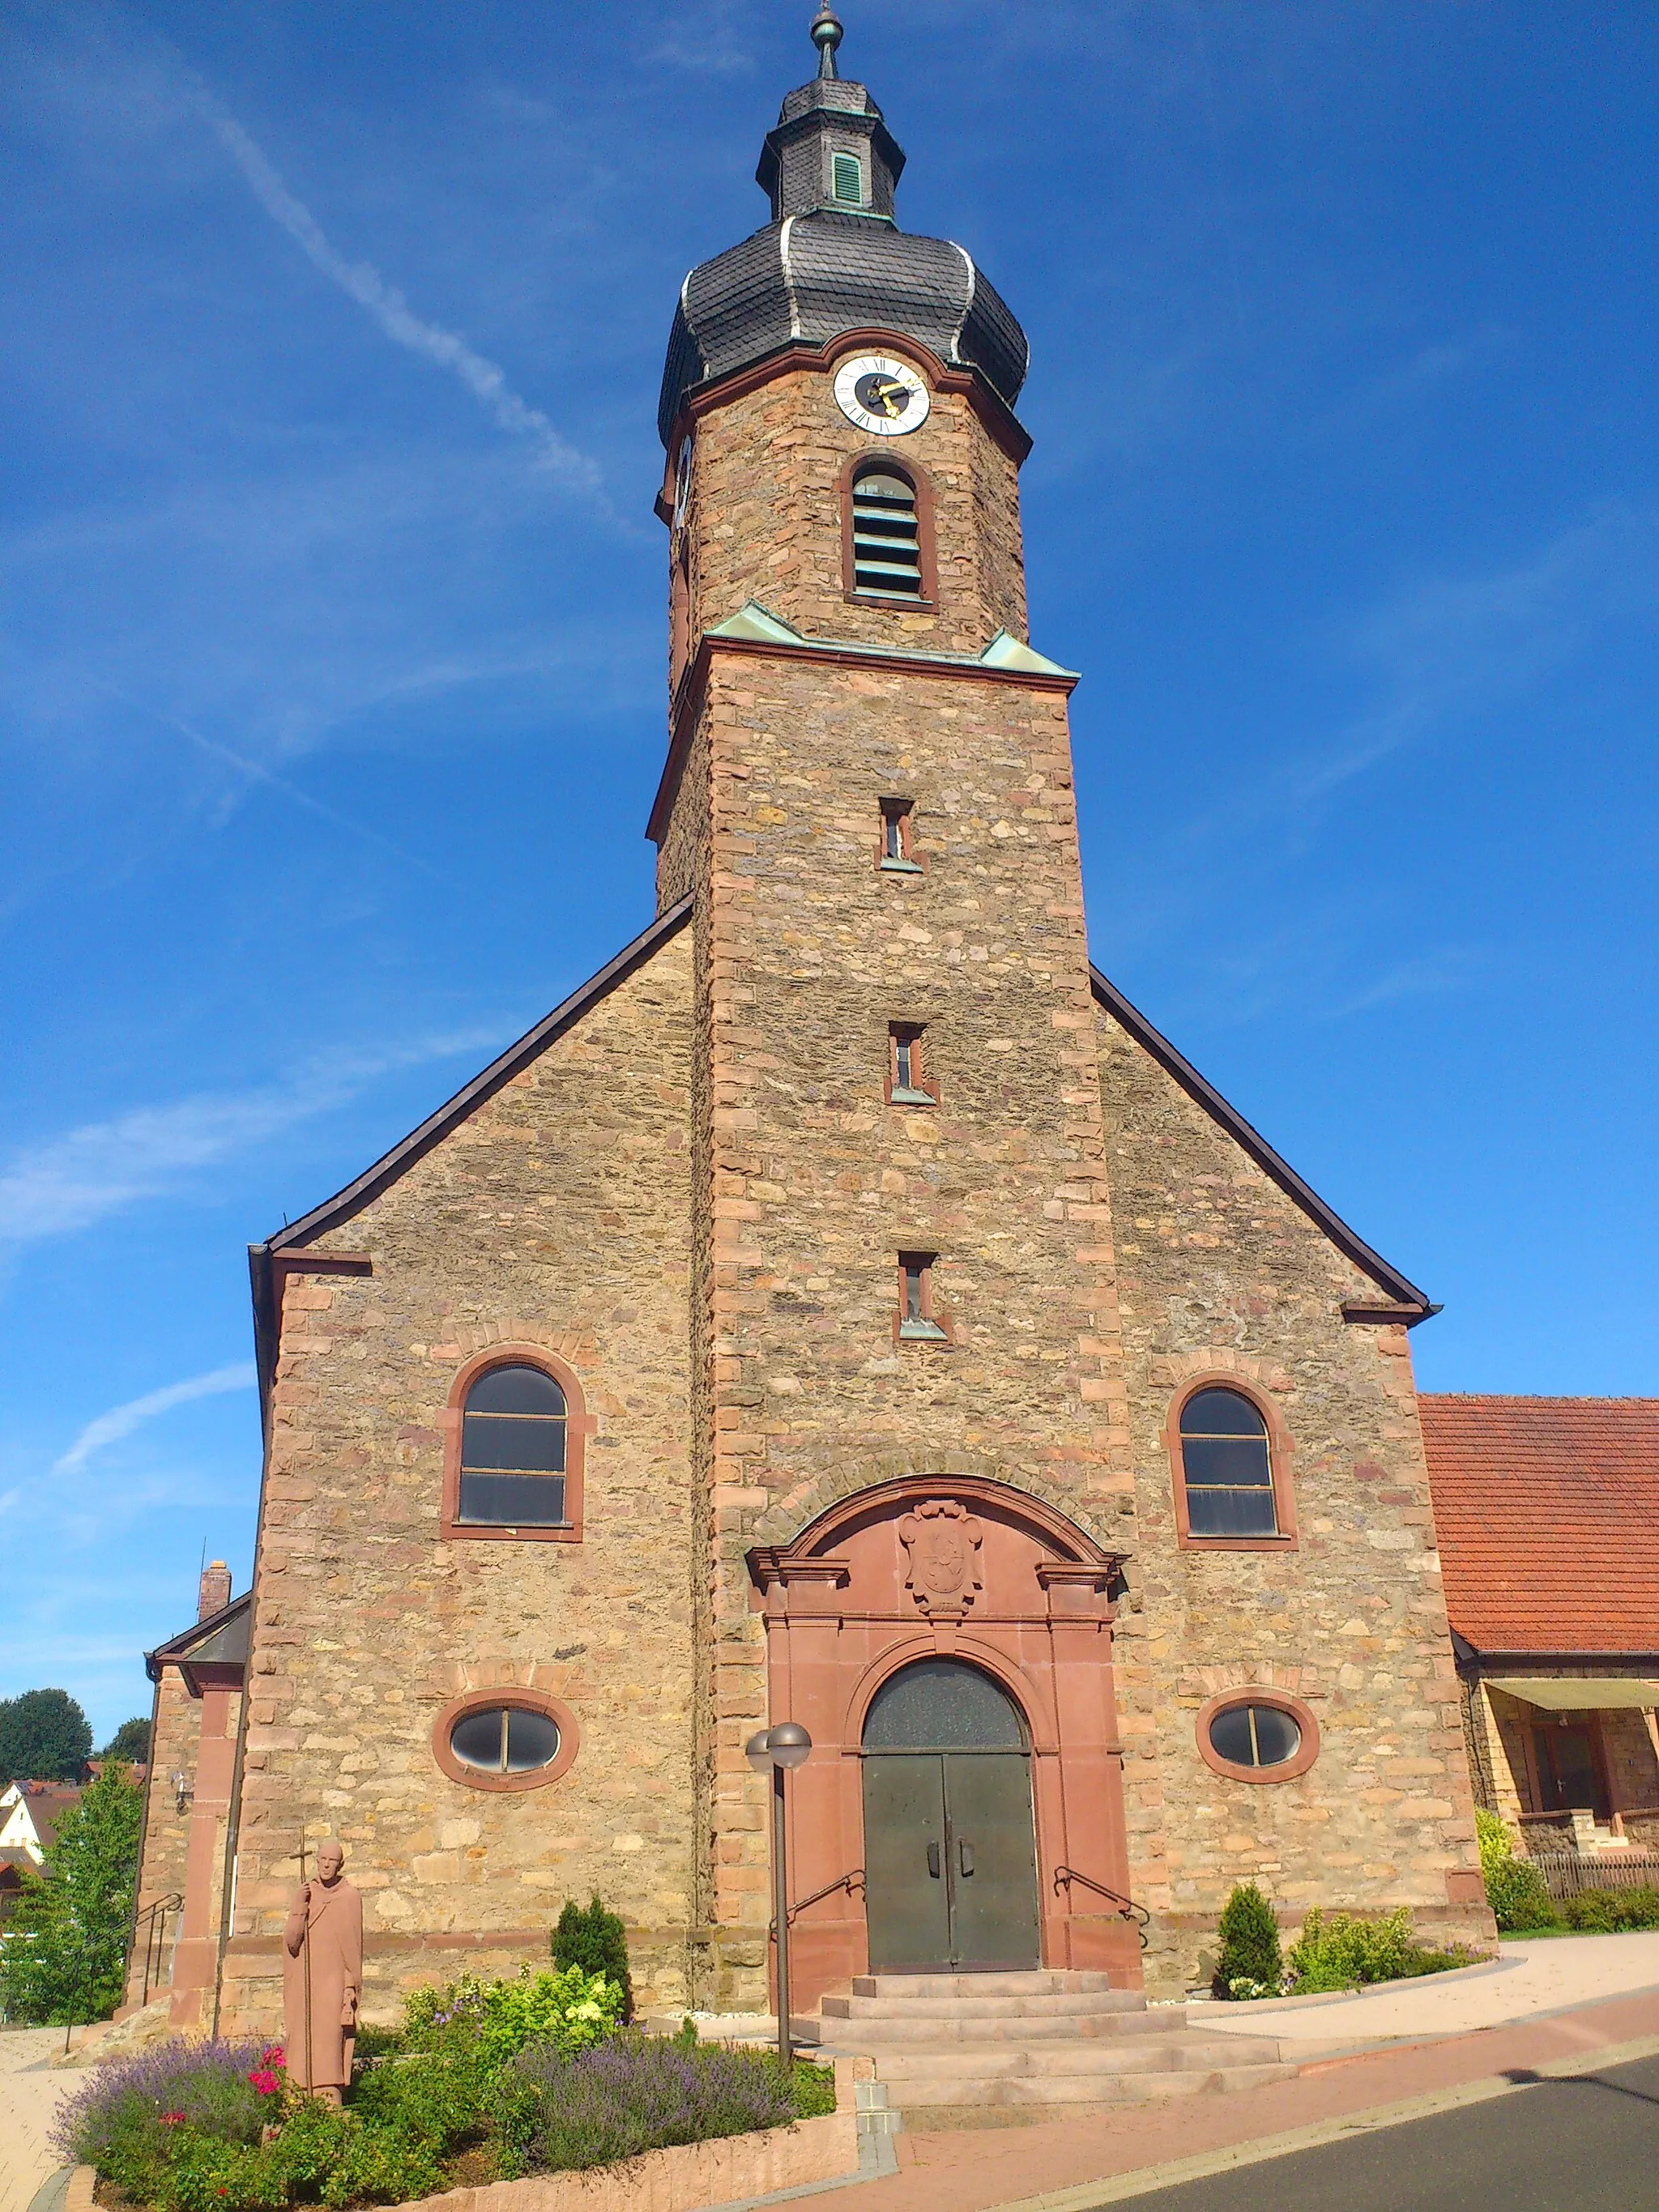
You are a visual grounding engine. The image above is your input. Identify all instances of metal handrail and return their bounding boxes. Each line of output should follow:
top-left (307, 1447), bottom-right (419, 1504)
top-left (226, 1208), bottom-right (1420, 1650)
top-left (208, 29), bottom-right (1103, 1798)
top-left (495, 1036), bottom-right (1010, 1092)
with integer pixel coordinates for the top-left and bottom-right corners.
top-left (1053, 1864), bottom-right (1151, 1949)
top-left (135, 1893), bottom-right (183, 2007)
top-left (768, 1868), bottom-right (865, 1941)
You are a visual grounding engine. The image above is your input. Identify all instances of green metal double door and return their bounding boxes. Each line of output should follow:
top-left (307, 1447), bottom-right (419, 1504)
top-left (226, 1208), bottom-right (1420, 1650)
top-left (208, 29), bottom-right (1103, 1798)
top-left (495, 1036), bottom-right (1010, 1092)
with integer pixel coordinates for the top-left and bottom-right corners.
top-left (863, 1749), bottom-right (1041, 1973)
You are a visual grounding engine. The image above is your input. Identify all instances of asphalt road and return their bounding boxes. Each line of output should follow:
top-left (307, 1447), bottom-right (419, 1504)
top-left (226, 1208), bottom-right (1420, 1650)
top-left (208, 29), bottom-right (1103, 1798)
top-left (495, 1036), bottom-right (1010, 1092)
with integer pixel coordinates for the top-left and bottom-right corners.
top-left (1111, 2052), bottom-right (1659, 2212)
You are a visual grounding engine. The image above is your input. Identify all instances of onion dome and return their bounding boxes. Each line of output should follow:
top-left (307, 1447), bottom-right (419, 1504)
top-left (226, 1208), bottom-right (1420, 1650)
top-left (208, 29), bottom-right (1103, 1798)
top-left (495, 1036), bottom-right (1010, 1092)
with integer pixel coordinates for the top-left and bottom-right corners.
top-left (657, 6), bottom-right (1029, 445)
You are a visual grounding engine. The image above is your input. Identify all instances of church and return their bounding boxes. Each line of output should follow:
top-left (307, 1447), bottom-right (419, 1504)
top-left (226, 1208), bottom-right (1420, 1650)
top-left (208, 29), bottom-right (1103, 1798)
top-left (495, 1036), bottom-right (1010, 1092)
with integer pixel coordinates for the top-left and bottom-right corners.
top-left (129, 9), bottom-right (1495, 2035)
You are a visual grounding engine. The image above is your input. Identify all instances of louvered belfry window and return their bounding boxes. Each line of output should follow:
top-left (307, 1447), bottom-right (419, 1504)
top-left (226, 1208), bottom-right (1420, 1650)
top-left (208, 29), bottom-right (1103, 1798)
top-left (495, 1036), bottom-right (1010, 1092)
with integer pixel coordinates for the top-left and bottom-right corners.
top-left (851, 467), bottom-right (923, 598)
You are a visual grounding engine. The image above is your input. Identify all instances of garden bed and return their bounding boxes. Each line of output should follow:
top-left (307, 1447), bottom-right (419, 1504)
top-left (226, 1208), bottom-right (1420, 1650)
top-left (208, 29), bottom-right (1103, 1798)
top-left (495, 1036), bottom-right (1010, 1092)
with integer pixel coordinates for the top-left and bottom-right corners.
top-left (53, 1964), bottom-right (847, 2212)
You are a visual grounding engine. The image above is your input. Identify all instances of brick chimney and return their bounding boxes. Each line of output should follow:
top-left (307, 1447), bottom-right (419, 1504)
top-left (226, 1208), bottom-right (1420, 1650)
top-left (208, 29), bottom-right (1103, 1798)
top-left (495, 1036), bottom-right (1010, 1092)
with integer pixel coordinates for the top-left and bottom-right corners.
top-left (198, 1560), bottom-right (232, 1620)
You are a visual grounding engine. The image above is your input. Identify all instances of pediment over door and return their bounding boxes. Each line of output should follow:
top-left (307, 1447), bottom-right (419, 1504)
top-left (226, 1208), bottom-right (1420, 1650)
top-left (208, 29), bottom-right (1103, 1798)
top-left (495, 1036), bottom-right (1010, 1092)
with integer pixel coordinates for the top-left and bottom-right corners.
top-left (748, 1475), bottom-right (1128, 1623)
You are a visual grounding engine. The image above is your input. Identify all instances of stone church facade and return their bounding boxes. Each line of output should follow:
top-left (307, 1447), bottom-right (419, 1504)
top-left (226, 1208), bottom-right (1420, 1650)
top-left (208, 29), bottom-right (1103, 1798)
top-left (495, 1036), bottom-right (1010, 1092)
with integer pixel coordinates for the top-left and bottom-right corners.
top-left (136, 15), bottom-right (1493, 2031)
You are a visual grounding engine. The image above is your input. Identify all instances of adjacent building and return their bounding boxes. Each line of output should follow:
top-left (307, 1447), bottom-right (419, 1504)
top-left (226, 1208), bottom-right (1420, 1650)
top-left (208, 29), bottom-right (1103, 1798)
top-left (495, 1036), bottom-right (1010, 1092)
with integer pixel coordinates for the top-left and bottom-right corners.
top-left (1424, 1396), bottom-right (1659, 1856)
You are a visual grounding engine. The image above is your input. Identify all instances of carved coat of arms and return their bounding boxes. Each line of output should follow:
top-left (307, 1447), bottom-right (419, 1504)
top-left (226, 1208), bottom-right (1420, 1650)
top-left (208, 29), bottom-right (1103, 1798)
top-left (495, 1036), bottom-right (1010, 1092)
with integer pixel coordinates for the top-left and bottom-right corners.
top-left (898, 1498), bottom-right (984, 1617)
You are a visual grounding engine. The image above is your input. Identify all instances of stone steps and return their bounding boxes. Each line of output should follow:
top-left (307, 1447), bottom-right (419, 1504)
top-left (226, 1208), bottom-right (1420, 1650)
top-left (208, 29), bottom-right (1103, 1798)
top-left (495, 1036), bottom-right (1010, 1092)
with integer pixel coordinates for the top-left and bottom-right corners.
top-left (822, 1988), bottom-right (1151, 2023)
top-left (869, 2062), bottom-right (1299, 2109)
top-left (807, 1968), bottom-right (1298, 2112)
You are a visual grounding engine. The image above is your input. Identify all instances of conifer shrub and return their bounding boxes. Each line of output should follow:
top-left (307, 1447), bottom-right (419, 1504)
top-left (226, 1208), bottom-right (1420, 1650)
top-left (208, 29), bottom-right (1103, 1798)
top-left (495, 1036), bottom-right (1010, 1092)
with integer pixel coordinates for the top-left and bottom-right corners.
top-left (1212, 1882), bottom-right (1282, 2000)
top-left (552, 1894), bottom-right (634, 2022)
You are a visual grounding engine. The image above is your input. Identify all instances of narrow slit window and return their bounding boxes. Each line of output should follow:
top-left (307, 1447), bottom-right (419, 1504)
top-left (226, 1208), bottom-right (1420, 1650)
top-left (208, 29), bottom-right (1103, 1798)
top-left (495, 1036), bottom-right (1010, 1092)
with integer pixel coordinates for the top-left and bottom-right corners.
top-left (879, 799), bottom-right (921, 872)
top-left (898, 1252), bottom-right (947, 1342)
top-left (890, 1024), bottom-right (933, 1105)
top-left (831, 150), bottom-right (864, 206)
top-left (851, 467), bottom-right (923, 598)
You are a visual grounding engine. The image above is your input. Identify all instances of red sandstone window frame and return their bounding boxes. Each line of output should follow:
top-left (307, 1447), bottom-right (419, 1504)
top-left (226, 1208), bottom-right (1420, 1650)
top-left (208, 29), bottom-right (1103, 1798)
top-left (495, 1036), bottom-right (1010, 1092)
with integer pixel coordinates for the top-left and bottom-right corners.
top-left (841, 452), bottom-right (939, 607)
top-left (431, 1688), bottom-right (581, 1794)
top-left (1164, 1376), bottom-right (1298, 1552)
top-left (441, 1345), bottom-right (591, 1545)
top-left (893, 1252), bottom-right (953, 1346)
top-left (885, 1022), bottom-right (939, 1106)
top-left (1196, 1690), bottom-right (1320, 1784)
top-left (875, 796), bottom-right (928, 876)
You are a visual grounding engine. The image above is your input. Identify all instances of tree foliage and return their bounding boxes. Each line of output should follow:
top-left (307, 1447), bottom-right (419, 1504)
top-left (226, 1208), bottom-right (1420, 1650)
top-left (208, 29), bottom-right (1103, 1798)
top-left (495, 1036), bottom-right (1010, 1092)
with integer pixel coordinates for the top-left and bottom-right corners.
top-left (0, 1760), bottom-right (143, 2023)
top-left (552, 1895), bottom-right (633, 2023)
top-left (0, 1686), bottom-right (92, 1782)
top-left (99, 1716), bottom-right (152, 1764)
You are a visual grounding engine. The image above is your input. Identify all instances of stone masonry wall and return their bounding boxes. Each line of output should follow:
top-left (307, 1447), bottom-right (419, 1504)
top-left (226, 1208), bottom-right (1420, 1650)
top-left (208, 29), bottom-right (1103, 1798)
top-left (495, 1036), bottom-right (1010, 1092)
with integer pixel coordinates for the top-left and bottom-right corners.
top-left (126, 1673), bottom-right (198, 2007)
top-left (676, 646), bottom-right (1137, 2005)
top-left (1094, 1003), bottom-right (1491, 1993)
top-left (223, 937), bottom-right (698, 2031)
top-left (679, 356), bottom-right (1027, 665)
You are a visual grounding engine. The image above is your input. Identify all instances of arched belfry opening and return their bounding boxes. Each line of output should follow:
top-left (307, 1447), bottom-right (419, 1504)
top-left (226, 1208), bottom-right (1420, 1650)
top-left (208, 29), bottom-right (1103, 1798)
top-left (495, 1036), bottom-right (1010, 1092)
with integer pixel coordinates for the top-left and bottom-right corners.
top-left (748, 1476), bottom-right (1136, 2005)
top-left (861, 1657), bottom-right (1040, 1973)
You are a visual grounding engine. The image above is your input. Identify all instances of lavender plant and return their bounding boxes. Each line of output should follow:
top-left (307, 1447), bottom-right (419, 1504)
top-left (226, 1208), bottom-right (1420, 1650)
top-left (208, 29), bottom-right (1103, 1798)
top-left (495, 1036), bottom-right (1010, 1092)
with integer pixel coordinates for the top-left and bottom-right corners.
top-left (49, 2038), bottom-right (279, 2201)
top-left (489, 2035), bottom-right (832, 2179)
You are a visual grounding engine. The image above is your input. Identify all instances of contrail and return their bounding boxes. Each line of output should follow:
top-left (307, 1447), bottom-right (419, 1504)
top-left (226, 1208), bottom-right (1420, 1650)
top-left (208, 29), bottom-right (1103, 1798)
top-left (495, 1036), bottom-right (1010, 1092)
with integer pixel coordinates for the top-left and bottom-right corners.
top-left (54, 1364), bottom-right (257, 1475)
top-left (188, 83), bottom-right (602, 496)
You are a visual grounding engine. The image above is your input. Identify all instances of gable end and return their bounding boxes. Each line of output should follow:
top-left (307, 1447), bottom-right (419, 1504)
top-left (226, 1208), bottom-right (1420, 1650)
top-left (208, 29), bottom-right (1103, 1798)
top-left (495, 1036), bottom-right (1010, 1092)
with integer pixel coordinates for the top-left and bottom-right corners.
top-left (1090, 964), bottom-right (1432, 1315)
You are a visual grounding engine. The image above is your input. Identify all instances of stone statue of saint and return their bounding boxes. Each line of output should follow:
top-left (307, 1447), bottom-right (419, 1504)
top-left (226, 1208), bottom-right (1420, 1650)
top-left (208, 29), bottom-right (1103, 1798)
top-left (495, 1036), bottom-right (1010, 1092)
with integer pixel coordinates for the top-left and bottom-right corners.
top-left (282, 1838), bottom-right (362, 2103)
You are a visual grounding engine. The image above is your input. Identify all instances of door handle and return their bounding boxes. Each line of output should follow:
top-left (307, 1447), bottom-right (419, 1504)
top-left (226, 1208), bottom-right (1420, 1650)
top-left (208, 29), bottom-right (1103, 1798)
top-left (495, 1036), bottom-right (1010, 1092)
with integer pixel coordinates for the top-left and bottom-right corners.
top-left (927, 1840), bottom-right (941, 1879)
top-left (958, 1840), bottom-right (975, 1877)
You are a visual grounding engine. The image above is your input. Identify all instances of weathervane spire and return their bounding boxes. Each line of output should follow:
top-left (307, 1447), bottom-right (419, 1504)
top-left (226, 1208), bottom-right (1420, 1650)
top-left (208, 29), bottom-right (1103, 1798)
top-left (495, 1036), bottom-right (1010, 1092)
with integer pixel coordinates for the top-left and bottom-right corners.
top-left (811, 3), bottom-right (843, 81)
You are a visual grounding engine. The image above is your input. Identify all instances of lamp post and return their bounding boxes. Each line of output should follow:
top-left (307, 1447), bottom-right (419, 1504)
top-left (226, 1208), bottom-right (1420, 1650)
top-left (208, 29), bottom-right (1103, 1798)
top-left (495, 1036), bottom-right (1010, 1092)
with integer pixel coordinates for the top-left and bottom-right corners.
top-left (746, 1720), bottom-right (812, 2069)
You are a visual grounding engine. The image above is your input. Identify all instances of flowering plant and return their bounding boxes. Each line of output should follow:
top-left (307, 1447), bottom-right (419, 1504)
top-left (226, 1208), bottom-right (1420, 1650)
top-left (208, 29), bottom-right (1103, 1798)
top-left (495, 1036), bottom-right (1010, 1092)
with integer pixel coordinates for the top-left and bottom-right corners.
top-left (246, 2070), bottom-right (282, 2097)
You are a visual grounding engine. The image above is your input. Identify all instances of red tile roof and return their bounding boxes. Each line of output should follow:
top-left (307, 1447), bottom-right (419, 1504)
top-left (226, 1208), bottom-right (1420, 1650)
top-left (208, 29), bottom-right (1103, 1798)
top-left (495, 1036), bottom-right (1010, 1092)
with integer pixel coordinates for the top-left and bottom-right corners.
top-left (1421, 1396), bottom-right (1659, 1656)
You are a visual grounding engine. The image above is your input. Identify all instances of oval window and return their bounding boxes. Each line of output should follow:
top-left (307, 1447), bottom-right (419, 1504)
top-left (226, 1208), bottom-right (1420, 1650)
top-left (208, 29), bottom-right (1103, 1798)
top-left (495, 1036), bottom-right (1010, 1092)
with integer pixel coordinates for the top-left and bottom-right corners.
top-left (448, 1705), bottom-right (561, 1776)
top-left (1208, 1703), bottom-right (1302, 1771)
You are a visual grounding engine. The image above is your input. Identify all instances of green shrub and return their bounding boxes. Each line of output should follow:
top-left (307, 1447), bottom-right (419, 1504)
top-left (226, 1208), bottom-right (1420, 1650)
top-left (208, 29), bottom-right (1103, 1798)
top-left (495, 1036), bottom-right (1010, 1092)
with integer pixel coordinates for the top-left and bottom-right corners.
top-left (1474, 1805), bottom-right (1512, 1877)
top-left (1212, 1882), bottom-right (1283, 2000)
top-left (1562, 1885), bottom-right (1659, 1933)
top-left (1286, 1906), bottom-right (1482, 1992)
top-left (1485, 1855), bottom-right (1560, 1931)
top-left (553, 1896), bottom-right (634, 2024)
top-left (402, 1963), bottom-right (624, 2069)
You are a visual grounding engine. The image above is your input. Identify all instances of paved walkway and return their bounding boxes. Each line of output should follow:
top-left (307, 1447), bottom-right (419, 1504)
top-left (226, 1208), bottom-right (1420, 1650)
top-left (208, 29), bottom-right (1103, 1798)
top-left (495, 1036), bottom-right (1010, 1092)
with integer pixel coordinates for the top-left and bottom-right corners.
top-left (1192, 1932), bottom-right (1659, 2048)
top-left (816, 1987), bottom-right (1659, 2212)
top-left (0, 2029), bottom-right (77, 2212)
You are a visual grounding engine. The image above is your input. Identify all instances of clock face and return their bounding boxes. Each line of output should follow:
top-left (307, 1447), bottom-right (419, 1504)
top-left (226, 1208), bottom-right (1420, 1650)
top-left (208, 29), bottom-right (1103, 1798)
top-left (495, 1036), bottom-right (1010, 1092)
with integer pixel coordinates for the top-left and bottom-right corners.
top-left (672, 433), bottom-right (694, 528)
top-left (833, 353), bottom-right (930, 437)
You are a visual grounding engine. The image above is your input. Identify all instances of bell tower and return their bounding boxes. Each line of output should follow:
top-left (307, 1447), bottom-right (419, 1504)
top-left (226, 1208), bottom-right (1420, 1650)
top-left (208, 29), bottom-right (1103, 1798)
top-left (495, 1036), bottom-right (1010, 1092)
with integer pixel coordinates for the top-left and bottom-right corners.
top-left (652, 8), bottom-right (1138, 2010)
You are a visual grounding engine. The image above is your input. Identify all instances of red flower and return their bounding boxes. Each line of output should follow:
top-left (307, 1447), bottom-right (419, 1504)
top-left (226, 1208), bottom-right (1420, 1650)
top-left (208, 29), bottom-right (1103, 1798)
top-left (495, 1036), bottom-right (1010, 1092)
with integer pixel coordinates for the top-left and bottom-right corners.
top-left (160, 2112), bottom-right (186, 2127)
top-left (247, 2069), bottom-right (281, 2095)
top-left (262, 2044), bottom-right (285, 2068)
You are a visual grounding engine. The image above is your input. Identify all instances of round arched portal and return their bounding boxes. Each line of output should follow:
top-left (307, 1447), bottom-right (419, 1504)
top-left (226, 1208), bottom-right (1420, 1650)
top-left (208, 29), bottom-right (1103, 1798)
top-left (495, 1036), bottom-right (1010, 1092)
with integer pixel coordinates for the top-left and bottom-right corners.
top-left (861, 1657), bottom-right (1041, 1973)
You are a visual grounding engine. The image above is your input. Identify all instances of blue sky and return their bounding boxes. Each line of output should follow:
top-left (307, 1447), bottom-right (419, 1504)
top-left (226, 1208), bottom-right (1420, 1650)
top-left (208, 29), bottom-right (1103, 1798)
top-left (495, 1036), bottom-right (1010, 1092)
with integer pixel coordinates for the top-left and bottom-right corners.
top-left (3, 2), bottom-right (1655, 1741)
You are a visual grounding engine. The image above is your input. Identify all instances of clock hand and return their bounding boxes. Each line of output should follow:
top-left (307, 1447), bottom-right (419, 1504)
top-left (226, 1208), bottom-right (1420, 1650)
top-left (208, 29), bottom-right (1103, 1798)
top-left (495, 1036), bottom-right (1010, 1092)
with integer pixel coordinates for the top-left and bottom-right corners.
top-left (873, 379), bottom-right (906, 416)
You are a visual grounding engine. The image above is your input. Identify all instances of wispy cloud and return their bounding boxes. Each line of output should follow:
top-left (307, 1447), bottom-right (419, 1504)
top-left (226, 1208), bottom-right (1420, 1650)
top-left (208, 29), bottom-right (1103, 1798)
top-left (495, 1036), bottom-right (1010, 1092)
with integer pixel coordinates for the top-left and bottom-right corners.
top-left (181, 76), bottom-right (603, 500)
top-left (0, 1028), bottom-right (505, 1247)
top-left (1298, 501), bottom-right (1659, 803)
top-left (54, 1365), bottom-right (256, 1476)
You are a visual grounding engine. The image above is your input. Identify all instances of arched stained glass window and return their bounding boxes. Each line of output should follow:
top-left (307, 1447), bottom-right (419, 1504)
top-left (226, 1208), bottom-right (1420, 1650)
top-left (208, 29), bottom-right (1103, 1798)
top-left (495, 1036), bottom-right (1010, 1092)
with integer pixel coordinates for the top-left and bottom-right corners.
top-left (458, 1363), bottom-right (568, 1528)
top-left (1179, 1387), bottom-right (1277, 1537)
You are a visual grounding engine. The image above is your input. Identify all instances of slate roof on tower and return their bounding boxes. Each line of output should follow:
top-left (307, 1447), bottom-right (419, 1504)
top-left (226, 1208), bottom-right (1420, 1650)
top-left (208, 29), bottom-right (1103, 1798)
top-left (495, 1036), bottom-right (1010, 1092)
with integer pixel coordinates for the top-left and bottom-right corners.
top-left (658, 6), bottom-right (1029, 443)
